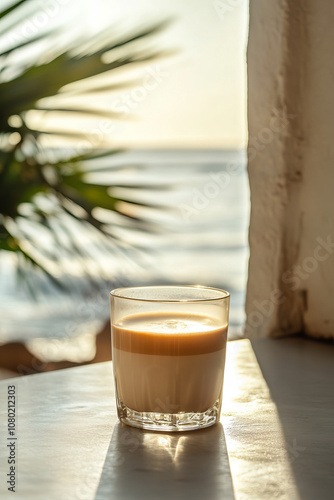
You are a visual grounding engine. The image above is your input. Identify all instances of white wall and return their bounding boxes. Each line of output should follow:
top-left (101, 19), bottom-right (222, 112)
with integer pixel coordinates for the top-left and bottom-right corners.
top-left (246, 0), bottom-right (334, 340)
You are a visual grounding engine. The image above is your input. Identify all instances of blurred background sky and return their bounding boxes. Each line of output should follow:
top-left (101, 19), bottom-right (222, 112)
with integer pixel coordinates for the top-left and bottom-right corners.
top-left (78, 0), bottom-right (249, 148)
top-left (3, 0), bottom-right (248, 149)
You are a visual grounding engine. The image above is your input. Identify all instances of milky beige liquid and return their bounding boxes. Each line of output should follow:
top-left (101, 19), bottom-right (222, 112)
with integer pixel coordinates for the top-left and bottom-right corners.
top-left (112, 313), bottom-right (227, 413)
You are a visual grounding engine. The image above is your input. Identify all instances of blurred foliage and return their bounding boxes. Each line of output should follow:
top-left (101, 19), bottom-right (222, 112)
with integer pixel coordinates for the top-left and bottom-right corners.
top-left (0, 0), bottom-right (169, 290)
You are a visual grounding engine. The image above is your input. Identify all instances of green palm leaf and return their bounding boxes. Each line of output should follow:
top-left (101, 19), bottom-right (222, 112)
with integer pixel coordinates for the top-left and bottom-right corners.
top-left (0, 0), bottom-right (171, 289)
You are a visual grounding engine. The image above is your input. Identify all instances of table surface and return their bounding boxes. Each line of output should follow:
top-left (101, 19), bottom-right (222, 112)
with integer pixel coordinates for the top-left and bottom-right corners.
top-left (0, 337), bottom-right (334, 500)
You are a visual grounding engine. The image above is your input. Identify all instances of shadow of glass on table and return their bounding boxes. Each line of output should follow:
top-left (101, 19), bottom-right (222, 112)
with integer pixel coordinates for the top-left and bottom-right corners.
top-left (94, 422), bottom-right (235, 500)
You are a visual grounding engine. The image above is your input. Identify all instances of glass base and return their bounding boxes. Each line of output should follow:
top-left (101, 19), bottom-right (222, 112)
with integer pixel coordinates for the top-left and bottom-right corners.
top-left (117, 399), bottom-right (221, 432)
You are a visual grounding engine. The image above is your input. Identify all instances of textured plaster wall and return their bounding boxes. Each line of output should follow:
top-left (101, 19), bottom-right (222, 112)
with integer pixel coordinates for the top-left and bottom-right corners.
top-left (246, 0), bottom-right (334, 339)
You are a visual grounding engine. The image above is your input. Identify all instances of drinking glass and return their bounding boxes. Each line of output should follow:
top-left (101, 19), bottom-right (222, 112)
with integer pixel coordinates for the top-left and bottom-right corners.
top-left (110, 285), bottom-right (230, 432)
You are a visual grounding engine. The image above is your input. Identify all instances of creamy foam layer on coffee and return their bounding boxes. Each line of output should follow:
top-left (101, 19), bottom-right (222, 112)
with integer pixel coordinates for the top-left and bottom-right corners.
top-left (112, 313), bottom-right (227, 413)
top-left (113, 312), bottom-right (227, 356)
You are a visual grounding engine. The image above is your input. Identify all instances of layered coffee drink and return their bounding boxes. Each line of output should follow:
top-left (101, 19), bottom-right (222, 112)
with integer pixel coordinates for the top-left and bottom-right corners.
top-left (112, 312), bottom-right (227, 414)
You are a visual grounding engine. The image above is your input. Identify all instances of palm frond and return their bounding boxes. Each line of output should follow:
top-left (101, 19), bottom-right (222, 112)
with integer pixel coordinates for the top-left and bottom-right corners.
top-left (0, 0), bottom-right (26, 20)
top-left (0, 0), bottom-right (171, 288)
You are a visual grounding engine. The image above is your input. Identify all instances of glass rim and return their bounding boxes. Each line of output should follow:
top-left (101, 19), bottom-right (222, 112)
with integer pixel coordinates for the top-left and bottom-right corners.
top-left (110, 285), bottom-right (230, 303)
